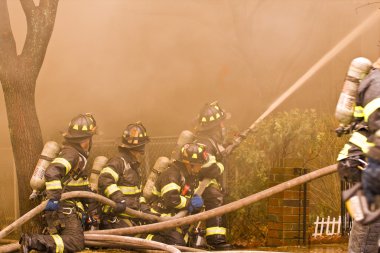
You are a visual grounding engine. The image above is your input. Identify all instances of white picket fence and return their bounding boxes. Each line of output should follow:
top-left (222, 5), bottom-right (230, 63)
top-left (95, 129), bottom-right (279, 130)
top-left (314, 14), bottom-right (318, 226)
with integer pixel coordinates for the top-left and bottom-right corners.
top-left (312, 216), bottom-right (341, 237)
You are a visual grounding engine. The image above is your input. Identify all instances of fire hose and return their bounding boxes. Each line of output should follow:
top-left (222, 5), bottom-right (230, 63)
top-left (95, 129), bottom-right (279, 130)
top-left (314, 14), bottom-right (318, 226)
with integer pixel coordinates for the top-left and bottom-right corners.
top-left (0, 235), bottom-right (200, 253)
top-left (88, 164), bottom-right (337, 235)
top-left (0, 164), bottom-right (337, 251)
top-left (0, 177), bottom-right (212, 239)
top-left (0, 234), bottom-right (183, 253)
top-left (85, 234), bottom-right (180, 253)
top-left (85, 239), bottom-right (205, 252)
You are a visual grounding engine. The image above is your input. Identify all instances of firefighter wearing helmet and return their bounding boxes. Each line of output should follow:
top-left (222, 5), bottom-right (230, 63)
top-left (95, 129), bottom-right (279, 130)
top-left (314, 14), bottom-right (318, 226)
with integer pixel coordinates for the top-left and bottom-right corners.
top-left (144, 143), bottom-right (210, 246)
top-left (194, 101), bottom-right (232, 250)
top-left (97, 122), bottom-right (151, 229)
top-left (20, 113), bottom-right (97, 253)
top-left (346, 57), bottom-right (380, 252)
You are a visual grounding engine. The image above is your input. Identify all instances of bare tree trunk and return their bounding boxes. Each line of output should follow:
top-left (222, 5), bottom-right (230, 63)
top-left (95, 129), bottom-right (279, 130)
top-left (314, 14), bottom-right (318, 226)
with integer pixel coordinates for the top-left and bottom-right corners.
top-left (0, 0), bottom-right (59, 222)
top-left (2, 78), bottom-right (43, 219)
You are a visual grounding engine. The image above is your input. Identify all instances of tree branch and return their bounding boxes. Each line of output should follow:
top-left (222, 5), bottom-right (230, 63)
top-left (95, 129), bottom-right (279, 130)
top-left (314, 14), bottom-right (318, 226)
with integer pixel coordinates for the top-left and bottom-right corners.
top-left (355, 2), bottom-right (380, 14)
top-left (0, 0), bottom-right (17, 76)
top-left (20, 0), bottom-right (36, 17)
top-left (21, 0), bottom-right (59, 79)
top-left (39, 0), bottom-right (54, 8)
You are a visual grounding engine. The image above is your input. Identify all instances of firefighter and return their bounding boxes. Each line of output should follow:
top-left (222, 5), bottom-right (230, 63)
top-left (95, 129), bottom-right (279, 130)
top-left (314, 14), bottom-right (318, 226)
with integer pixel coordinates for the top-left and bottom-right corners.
top-left (193, 101), bottom-right (231, 250)
top-left (359, 58), bottom-right (380, 212)
top-left (19, 113), bottom-right (97, 253)
top-left (337, 126), bottom-right (380, 253)
top-left (145, 143), bottom-right (207, 246)
top-left (345, 57), bottom-right (380, 253)
top-left (97, 122), bottom-right (150, 229)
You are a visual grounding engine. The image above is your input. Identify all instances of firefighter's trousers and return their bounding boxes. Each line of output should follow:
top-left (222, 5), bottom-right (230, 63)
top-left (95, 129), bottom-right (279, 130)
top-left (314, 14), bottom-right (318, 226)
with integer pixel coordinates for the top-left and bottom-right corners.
top-left (145, 228), bottom-right (186, 246)
top-left (28, 206), bottom-right (84, 253)
top-left (348, 219), bottom-right (380, 253)
top-left (202, 184), bottom-right (228, 246)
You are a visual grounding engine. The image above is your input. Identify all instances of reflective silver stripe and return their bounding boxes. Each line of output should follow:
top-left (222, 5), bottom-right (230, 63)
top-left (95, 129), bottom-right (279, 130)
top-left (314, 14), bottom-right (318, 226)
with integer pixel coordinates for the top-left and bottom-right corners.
top-left (67, 178), bottom-right (89, 186)
top-left (51, 158), bottom-right (72, 175)
top-left (161, 182), bottom-right (181, 195)
top-left (46, 180), bottom-right (62, 190)
top-left (349, 132), bottom-right (373, 153)
top-left (120, 186), bottom-right (141, 195)
top-left (51, 234), bottom-right (64, 253)
top-left (337, 144), bottom-right (351, 161)
top-left (364, 98), bottom-right (380, 122)
top-left (354, 105), bottom-right (364, 118)
top-left (100, 167), bottom-right (119, 182)
top-left (175, 196), bottom-right (187, 209)
top-left (104, 184), bottom-right (120, 197)
top-left (205, 227), bottom-right (227, 236)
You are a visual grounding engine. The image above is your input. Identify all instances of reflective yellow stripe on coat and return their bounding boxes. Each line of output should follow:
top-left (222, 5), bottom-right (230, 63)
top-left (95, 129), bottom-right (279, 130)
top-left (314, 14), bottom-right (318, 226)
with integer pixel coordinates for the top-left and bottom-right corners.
top-left (152, 186), bottom-right (161, 197)
top-left (337, 144), bottom-right (351, 161)
top-left (46, 180), bottom-right (62, 190)
top-left (51, 234), bottom-right (64, 253)
top-left (51, 158), bottom-right (72, 175)
top-left (146, 234), bottom-right (154, 240)
top-left (161, 183), bottom-right (181, 195)
top-left (139, 196), bottom-right (147, 204)
top-left (175, 196), bottom-right (187, 209)
top-left (104, 184), bottom-right (120, 197)
top-left (349, 132), bottom-right (372, 153)
top-left (66, 178), bottom-right (89, 186)
top-left (206, 227), bottom-right (227, 236)
top-left (100, 167), bottom-right (119, 182)
top-left (354, 105), bottom-right (364, 118)
top-left (364, 98), bottom-right (380, 122)
top-left (120, 186), bottom-right (141, 195)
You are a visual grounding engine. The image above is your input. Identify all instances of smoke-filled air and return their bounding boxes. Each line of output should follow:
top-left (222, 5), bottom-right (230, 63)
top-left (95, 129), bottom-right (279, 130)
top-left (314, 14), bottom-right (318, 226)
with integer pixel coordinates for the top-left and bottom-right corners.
top-left (1, 0), bottom-right (380, 252)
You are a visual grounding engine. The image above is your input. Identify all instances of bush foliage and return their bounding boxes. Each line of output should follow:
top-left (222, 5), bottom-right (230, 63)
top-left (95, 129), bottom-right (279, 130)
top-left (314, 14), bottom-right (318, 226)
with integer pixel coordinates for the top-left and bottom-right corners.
top-left (226, 109), bottom-right (348, 245)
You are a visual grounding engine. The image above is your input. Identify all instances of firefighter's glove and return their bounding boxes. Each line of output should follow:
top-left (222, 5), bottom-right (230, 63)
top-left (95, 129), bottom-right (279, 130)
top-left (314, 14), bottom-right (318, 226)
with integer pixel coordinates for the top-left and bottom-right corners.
top-left (44, 199), bottom-right (59, 211)
top-left (188, 195), bottom-right (204, 214)
top-left (113, 200), bottom-right (126, 214)
top-left (362, 158), bottom-right (380, 209)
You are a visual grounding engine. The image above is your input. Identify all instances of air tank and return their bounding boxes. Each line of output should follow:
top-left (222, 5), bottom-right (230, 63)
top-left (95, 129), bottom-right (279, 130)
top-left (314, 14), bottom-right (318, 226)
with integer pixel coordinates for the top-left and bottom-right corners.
top-left (335, 57), bottom-right (372, 125)
top-left (143, 156), bottom-right (170, 201)
top-left (89, 156), bottom-right (109, 192)
top-left (29, 141), bottom-right (61, 200)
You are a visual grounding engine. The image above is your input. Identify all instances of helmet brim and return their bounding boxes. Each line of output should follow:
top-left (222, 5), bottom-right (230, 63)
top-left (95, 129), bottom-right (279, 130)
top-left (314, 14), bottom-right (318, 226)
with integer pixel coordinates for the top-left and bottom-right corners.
top-left (195, 111), bottom-right (231, 131)
top-left (118, 137), bottom-right (150, 149)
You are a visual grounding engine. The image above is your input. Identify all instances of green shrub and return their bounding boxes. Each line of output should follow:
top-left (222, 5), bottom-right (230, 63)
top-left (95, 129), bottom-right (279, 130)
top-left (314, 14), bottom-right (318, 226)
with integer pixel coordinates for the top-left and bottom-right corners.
top-left (226, 109), bottom-right (348, 245)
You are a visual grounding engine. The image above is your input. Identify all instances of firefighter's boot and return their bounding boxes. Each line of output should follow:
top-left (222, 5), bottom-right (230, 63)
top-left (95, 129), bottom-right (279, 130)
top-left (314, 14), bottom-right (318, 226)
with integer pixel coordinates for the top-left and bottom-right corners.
top-left (207, 234), bottom-right (232, 250)
top-left (19, 234), bottom-right (32, 253)
top-left (19, 233), bottom-right (46, 253)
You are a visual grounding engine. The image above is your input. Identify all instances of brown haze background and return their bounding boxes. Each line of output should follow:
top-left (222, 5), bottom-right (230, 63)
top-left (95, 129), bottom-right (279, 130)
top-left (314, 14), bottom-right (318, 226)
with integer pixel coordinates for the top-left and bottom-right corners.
top-left (1, 0), bottom-right (379, 215)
